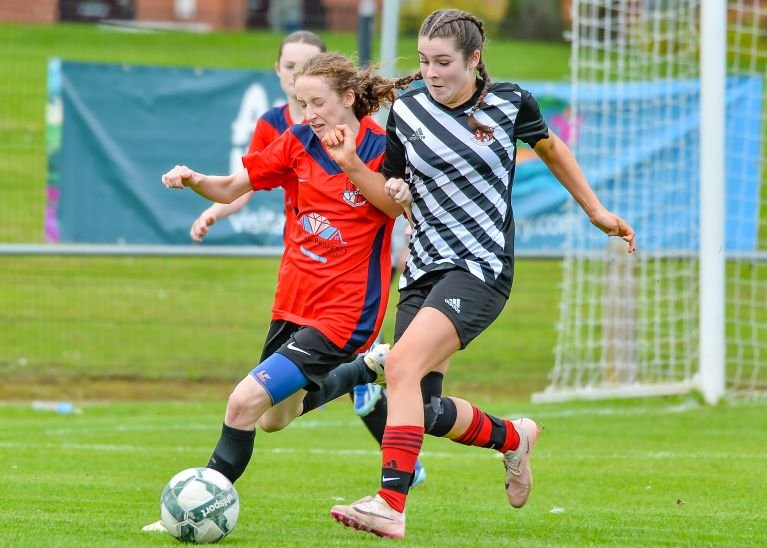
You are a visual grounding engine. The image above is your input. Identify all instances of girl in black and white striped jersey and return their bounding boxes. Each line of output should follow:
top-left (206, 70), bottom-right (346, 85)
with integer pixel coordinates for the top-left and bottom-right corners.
top-left (323, 8), bottom-right (636, 539)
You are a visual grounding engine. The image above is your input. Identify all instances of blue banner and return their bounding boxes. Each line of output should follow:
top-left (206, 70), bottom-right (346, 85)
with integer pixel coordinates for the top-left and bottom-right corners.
top-left (514, 78), bottom-right (763, 252)
top-left (48, 60), bottom-right (286, 245)
top-left (47, 61), bottom-right (762, 252)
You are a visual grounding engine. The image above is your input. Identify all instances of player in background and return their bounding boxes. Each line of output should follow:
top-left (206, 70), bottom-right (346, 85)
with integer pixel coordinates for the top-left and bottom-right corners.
top-left (185, 31), bottom-right (426, 489)
top-left (325, 9), bottom-right (637, 539)
top-left (146, 52), bottom-right (419, 532)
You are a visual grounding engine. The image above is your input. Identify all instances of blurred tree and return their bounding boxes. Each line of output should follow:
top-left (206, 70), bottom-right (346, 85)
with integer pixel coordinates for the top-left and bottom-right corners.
top-left (501, 0), bottom-right (566, 41)
top-left (400, 0), bottom-right (509, 35)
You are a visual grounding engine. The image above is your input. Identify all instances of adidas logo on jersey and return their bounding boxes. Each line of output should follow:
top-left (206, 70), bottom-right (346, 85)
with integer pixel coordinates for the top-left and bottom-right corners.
top-left (445, 298), bottom-right (461, 314)
top-left (409, 127), bottom-right (426, 141)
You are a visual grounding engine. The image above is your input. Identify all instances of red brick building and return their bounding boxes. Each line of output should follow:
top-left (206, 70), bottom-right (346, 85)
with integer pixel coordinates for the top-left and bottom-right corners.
top-left (0, 0), bottom-right (365, 31)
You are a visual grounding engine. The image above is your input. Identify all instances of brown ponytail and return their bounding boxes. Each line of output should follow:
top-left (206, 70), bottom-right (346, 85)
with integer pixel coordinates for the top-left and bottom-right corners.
top-left (296, 52), bottom-right (411, 120)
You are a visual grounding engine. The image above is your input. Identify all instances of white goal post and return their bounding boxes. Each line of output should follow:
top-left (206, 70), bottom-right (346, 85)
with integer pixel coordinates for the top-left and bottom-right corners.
top-left (534, 0), bottom-right (767, 404)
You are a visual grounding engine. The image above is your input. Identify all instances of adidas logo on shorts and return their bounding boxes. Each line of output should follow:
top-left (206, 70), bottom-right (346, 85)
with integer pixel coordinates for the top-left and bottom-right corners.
top-left (444, 297), bottom-right (461, 314)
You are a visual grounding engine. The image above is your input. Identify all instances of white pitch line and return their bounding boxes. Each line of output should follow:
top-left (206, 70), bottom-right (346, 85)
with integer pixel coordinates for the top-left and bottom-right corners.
top-left (35, 401), bottom-right (710, 436)
top-left (0, 440), bottom-right (765, 462)
top-left (0, 440), bottom-right (485, 460)
top-left (41, 419), bottom-right (363, 436)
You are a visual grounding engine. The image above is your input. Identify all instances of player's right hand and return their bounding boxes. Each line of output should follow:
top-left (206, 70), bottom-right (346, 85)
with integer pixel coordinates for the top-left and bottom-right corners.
top-left (162, 165), bottom-right (200, 189)
top-left (190, 214), bottom-right (216, 242)
top-left (321, 125), bottom-right (356, 167)
top-left (384, 178), bottom-right (412, 206)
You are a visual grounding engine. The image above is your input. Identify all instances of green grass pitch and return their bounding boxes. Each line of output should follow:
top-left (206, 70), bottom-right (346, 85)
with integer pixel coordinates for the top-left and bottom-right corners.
top-left (1, 396), bottom-right (765, 546)
top-left (1, 21), bottom-right (766, 548)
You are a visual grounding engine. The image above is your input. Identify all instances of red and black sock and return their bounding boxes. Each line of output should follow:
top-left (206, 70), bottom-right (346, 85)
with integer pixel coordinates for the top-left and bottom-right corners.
top-left (377, 425), bottom-right (424, 513)
top-left (453, 405), bottom-right (519, 453)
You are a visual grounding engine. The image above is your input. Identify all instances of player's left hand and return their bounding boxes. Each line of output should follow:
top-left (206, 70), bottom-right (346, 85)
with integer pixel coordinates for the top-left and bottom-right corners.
top-left (321, 124), bottom-right (356, 166)
top-left (590, 209), bottom-right (637, 253)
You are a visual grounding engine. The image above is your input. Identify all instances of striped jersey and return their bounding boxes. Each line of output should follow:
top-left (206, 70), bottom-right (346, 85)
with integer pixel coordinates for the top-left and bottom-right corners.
top-left (382, 81), bottom-right (549, 296)
top-left (242, 116), bottom-right (393, 352)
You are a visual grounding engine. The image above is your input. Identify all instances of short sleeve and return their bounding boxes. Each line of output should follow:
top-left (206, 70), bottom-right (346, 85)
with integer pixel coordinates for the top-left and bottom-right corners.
top-left (241, 130), bottom-right (295, 191)
top-left (514, 90), bottom-right (549, 148)
top-left (381, 109), bottom-right (407, 179)
top-left (247, 118), bottom-right (280, 154)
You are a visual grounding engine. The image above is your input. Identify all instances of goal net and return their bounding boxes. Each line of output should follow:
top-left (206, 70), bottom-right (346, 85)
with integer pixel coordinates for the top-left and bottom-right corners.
top-left (534, 0), bottom-right (767, 402)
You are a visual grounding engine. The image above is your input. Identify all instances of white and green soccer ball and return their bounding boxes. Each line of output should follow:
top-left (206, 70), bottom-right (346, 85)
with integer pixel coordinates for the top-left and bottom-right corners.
top-left (160, 467), bottom-right (239, 544)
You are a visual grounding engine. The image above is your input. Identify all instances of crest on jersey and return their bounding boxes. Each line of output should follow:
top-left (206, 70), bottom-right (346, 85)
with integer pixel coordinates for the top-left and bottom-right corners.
top-left (342, 180), bottom-right (367, 207)
top-left (299, 212), bottom-right (346, 244)
top-left (470, 127), bottom-right (495, 145)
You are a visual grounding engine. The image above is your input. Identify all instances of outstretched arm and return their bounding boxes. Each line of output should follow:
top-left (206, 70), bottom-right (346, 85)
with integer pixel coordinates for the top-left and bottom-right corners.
top-left (190, 192), bottom-right (255, 242)
top-left (322, 125), bottom-right (404, 218)
top-left (161, 165), bottom-right (252, 205)
top-left (533, 132), bottom-right (637, 253)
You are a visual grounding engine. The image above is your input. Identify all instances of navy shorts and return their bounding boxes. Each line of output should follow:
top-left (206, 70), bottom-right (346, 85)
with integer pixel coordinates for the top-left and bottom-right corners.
top-left (260, 320), bottom-right (356, 391)
top-left (394, 268), bottom-right (508, 349)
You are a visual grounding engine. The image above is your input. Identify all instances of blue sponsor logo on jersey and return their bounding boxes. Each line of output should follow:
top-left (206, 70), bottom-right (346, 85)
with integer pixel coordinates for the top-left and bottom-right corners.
top-left (299, 245), bottom-right (328, 263)
top-left (299, 212), bottom-right (347, 244)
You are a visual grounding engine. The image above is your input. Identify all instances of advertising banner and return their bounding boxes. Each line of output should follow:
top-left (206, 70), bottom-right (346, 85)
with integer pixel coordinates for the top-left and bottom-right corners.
top-left (47, 61), bottom-right (762, 252)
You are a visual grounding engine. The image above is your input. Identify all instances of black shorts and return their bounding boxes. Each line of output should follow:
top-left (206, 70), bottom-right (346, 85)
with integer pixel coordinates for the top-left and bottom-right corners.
top-left (394, 268), bottom-right (508, 349)
top-left (260, 320), bottom-right (356, 391)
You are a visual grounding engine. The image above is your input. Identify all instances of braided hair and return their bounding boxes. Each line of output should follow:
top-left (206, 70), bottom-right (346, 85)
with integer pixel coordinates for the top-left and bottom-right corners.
top-left (396, 9), bottom-right (492, 135)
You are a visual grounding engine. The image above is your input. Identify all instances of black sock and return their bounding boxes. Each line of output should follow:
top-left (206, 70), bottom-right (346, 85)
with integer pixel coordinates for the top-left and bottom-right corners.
top-left (421, 371), bottom-right (444, 401)
top-left (420, 372), bottom-right (460, 437)
top-left (357, 372), bottom-right (444, 448)
top-left (207, 423), bottom-right (255, 483)
top-left (300, 355), bottom-right (374, 415)
top-left (355, 389), bottom-right (387, 445)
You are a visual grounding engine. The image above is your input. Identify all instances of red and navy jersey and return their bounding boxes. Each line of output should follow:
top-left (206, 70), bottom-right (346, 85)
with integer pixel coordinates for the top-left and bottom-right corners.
top-left (242, 116), bottom-right (393, 352)
top-left (247, 104), bottom-right (294, 154)
top-left (247, 104), bottom-right (298, 244)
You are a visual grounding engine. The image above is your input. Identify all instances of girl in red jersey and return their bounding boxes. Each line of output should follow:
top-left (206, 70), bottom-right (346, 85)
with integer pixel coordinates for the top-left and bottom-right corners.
top-left (325, 9), bottom-right (636, 539)
top-left (158, 53), bottom-right (409, 492)
top-left (183, 32), bottom-right (414, 469)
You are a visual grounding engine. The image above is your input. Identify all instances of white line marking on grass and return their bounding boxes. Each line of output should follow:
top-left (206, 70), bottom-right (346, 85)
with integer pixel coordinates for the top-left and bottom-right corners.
top-left (526, 398), bottom-right (767, 420)
top-left (2, 440), bottom-right (766, 463)
top-left (42, 419), bottom-right (360, 436)
top-left (525, 403), bottom-right (700, 419)
top-left (0, 440), bottom-right (487, 460)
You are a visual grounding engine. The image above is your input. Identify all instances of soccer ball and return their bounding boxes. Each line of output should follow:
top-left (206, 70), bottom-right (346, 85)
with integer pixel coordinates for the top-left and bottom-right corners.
top-left (160, 467), bottom-right (240, 543)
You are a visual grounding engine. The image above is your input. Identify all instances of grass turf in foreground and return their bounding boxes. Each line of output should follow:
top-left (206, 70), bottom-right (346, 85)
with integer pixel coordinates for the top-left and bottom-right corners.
top-left (0, 395), bottom-right (764, 546)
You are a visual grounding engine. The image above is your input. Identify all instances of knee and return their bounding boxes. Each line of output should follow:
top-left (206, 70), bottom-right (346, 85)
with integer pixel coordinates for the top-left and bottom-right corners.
top-left (225, 379), bottom-right (268, 429)
top-left (382, 348), bottom-right (416, 390)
